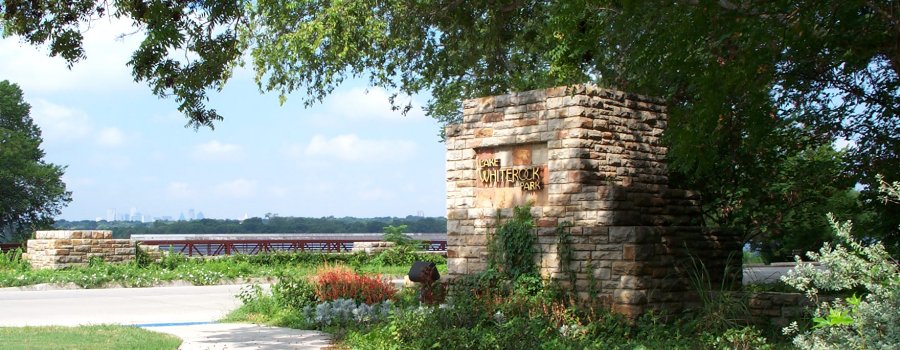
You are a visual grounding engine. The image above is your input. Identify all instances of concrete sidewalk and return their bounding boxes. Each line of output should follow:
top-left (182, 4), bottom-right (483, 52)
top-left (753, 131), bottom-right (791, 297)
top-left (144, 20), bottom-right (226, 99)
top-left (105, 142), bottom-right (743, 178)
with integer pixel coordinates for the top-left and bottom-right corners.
top-left (142, 323), bottom-right (331, 350)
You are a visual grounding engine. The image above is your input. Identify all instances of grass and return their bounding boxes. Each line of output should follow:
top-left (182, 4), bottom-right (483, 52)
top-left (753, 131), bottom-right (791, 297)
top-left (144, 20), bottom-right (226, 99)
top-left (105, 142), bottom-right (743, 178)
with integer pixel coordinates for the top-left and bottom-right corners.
top-left (0, 248), bottom-right (446, 289)
top-left (743, 250), bottom-right (766, 265)
top-left (221, 290), bottom-right (310, 328)
top-left (0, 325), bottom-right (181, 350)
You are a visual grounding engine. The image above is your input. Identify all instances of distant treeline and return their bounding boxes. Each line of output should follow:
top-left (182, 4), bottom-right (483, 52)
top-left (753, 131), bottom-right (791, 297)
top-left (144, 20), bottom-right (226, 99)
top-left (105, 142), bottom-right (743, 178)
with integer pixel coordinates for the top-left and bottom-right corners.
top-left (53, 216), bottom-right (447, 238)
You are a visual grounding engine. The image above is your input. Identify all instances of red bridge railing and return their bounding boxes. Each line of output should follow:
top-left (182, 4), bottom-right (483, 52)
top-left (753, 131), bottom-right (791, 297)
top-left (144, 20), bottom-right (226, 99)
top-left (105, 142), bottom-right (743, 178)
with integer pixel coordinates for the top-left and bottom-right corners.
top-left (138, 239), bottom-right (448, 257)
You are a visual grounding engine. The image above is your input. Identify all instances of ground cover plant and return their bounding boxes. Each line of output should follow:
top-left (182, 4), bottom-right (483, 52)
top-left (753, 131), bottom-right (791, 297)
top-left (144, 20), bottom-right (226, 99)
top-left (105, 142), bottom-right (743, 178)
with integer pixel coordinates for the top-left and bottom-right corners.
top-left (0, 324), bottom-right (181, 350)
top-left (226, 207), bottom-right (795, 349)
top-left (0, 246), bottom-right (446, 289)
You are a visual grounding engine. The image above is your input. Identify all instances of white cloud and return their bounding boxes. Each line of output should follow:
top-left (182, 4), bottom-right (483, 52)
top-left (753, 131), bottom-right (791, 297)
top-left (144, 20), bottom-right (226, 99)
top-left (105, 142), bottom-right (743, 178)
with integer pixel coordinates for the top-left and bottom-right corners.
top-left (30, 100), bottom-right (92, 142)
top-left (96, 127), bottom-right (126, 147)
top-left (324, 87), bottom-right (425, 121)
top-left (192, 140), bottom-right (243, 161)
top-left (0, 17), bottom-right (143, 93)
top-left (215, 179), bottom-right (258, 198)
top-left (302, 134), bottom-right (416, 163)
top-left (167, 182), bottom-right (195, 199)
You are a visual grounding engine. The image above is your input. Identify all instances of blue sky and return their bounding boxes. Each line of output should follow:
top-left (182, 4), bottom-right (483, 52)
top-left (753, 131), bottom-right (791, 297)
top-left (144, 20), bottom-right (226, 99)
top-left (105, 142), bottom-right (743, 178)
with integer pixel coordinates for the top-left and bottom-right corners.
top-left (0, 18), bottom-right (447, 221)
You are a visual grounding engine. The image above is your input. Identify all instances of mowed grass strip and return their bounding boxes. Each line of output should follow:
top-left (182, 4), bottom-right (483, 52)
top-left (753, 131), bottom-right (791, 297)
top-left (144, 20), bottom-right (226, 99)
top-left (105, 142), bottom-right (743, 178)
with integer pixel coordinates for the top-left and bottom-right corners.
top-left (0, 324), bottom-right (181, 350)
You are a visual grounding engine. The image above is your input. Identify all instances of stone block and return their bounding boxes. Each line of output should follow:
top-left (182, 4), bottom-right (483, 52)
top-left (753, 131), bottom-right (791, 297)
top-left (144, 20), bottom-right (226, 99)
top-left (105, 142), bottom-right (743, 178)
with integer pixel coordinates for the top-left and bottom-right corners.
top-left (613, 290), bottom-right (648, 305)
top-left (448, 258), bottom-right (468, 275)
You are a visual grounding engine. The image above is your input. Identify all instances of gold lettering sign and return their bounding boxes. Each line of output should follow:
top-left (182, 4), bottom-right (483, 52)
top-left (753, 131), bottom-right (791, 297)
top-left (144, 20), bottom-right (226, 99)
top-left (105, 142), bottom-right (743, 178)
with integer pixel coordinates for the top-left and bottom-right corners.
top-left (478, 159), bottom-right (544, 191)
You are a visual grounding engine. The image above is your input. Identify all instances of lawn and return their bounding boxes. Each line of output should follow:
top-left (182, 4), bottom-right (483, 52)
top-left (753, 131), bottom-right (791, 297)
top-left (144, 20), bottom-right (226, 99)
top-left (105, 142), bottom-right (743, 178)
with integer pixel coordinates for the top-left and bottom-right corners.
top-left (0, 325), bottom-right (181, 350)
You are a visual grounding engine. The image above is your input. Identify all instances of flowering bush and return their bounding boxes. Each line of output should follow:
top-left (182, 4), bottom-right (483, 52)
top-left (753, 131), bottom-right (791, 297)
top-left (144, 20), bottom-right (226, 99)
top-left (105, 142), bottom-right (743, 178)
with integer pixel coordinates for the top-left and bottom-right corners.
top-left (782, 177), bottom-right (900, 350)
top-left (314, 265), bottom-right (396, 305)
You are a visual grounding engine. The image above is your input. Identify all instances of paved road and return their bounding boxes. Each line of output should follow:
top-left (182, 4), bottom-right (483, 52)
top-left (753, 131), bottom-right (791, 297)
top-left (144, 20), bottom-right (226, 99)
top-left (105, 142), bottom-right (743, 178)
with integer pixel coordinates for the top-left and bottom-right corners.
top-left (743, 263), bottom-right (823, 284)
top-left (0, 284), bottom-right (246, 327)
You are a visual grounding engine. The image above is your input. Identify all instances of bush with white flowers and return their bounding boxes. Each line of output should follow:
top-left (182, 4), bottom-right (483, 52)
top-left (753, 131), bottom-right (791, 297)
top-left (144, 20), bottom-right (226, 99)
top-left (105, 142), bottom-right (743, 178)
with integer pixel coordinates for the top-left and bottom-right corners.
top-left (782, 177), bottom-right (900, 350)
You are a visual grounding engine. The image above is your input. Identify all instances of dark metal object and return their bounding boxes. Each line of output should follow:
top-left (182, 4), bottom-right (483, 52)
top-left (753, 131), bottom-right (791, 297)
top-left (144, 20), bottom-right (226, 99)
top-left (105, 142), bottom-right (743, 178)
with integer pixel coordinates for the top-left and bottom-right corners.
top-left (408, 261), bottom-right (440, 283)
top-left (0, 243), bottom-right (24, 252)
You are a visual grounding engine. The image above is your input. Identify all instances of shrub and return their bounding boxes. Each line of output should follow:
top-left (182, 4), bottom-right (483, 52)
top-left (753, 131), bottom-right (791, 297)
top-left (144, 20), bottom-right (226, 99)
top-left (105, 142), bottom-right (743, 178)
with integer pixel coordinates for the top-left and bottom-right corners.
top-left (369, 245), bottom-right (418, 266)
top-left (0, 248), bottom-right (29, 271)
top-left (703, 326), bottom-right (773, 350)
top-left (314, 265), bottom-right (396, 305)
top-left (272, 273), bottom-right (317, 310)
top-left (782, 177), bottom-right (900, 350)
top-left (133, 242), bottom-right (152, 268)
top-left (382, 224), bottom-right (417, 247)
top-left (158, 249), bottom-right (189, 270)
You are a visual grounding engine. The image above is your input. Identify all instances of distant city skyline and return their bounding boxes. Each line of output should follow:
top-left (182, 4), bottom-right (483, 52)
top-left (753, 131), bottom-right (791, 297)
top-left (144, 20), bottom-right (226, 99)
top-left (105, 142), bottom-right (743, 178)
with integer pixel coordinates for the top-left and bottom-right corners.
top-left (98, 207), bottom-right (202, 222)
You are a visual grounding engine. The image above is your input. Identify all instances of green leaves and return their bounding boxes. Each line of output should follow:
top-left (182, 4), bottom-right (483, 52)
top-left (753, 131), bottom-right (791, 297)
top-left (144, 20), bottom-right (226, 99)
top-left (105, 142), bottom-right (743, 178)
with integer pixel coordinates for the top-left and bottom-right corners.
top-left (812, 309), bottom-right (854, 329)
top-left (0, 81), bottom-right (71, 242)
top-left (488, 205), bottom-right (537, 279)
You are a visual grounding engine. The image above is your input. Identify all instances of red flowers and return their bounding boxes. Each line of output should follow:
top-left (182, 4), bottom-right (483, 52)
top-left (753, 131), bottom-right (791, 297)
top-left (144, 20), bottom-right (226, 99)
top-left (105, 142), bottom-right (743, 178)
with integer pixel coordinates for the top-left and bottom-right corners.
top-left (314, 265), bottom-right (397, 305)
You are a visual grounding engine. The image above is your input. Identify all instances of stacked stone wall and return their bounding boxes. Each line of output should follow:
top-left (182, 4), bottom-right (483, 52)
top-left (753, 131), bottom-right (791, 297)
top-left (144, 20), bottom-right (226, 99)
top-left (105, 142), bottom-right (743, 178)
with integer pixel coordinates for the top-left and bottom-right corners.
top-left (446, 85), bottom-right (741, 318)
top-left (24, 230), bottom-right (160, 269)
top-left (748, 292), bottom-right (813, 328)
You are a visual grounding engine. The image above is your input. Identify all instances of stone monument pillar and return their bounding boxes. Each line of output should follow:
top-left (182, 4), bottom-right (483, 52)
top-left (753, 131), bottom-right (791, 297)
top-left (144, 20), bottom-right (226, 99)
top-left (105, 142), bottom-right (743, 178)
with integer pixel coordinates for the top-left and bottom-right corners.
top-left (445, 85), bottom-right (740, 318)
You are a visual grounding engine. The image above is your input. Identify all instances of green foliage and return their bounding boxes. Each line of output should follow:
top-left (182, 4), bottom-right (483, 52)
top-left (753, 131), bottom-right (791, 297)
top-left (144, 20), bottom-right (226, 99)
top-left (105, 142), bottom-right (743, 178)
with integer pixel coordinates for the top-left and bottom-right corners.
top-left (685, 254), bottom-right (750, 334)
top-left (488, 206), bottom-right (537, 279)
top-left (0, 247), bottom-right (29, 271)
top-left (0, 80), bottom-right (71, 242)
top-left (272, 272), bottom-right (317, 310)
top-left (340, 271), bottom-right (788, 350)
top-left (225, 284), bottom-right (310, 328)
top-left (382, 224), bottom-right (414, 246)
top-left (782, 178), bottom-right (900, 349)
top-left (133, 243), bottom-right (151, 268)
top-left (368, 245), bottom-right (415, 266)
top-left (158, 248), bottom-right (189, 270)
top-left (555, 221), bottom-right (577, 299)
top-left (702, 326), bottom-right (773, 350)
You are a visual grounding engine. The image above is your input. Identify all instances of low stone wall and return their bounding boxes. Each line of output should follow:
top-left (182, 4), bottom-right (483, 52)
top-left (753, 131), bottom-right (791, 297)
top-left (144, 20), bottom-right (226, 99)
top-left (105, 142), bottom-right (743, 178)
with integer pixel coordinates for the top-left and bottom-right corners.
top-left (351, 241), bottom-right (396, 254)
top-left (748, 292), bottom-right (812, 328)
top-left (24, 230), bottom-right (160, 269)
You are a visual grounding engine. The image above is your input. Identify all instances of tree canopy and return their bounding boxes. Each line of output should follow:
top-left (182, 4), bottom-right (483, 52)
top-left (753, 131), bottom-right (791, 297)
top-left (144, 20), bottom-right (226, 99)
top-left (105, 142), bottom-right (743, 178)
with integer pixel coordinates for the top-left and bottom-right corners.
top-left (0, 80), bottom-right (71, 242)
top-left (2, 0), bottom-right (897, 254)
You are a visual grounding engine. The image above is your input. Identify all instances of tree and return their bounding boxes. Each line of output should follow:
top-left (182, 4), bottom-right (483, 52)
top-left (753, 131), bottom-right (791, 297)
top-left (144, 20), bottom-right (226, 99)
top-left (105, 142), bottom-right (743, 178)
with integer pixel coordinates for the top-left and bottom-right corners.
top-left (0, 80), bottom-right (71, 242)
top-left (3, 1), bottom-right (896, 250)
